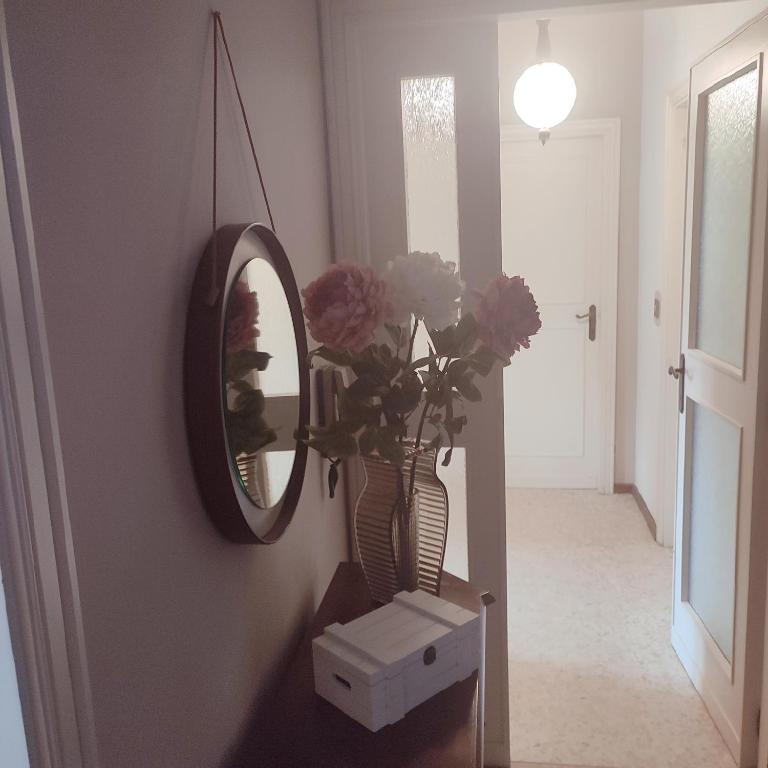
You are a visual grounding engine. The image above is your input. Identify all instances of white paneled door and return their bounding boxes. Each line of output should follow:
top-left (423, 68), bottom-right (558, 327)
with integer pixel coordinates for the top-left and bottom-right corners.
top-left (500, 121), bottom-right (619, 491)
top-left (672, 16), bottom-right (768, 767)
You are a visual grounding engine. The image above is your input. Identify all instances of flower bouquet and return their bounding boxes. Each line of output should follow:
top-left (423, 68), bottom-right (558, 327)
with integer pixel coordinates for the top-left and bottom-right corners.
top-left (301, 252), bottom-right (540, 601)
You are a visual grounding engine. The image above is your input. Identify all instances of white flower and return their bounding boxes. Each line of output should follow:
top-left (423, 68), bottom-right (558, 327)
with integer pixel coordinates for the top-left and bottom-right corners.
top-left (384, 251), bottom-right (464, 330)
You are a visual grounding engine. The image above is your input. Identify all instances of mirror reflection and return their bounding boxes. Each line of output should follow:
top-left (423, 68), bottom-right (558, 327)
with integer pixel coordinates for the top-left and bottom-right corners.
top-left (223, 257), bottom-right (300, 509)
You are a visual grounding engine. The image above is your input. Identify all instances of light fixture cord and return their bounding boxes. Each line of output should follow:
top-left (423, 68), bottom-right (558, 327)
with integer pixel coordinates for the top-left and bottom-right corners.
top-left (208, 10), bottom-right (277, 304)
top-left (535, 19), bottom-right (552, 63)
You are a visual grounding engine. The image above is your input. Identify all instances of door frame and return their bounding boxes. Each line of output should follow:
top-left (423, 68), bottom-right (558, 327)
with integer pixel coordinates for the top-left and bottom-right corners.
top-left (670, 15), bottom-right (768, 764)
top-left (0, 4), bottom-right (97, 766)
top-left (499, 118), bottom-right (619, 494)
top-left (320, 4), bottom-right (512, 763)
top-left (657, 84), bottom-right (689, 548)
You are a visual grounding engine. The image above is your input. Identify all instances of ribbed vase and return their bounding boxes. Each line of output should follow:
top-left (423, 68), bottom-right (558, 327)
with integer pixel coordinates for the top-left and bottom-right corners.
top-left (354, 444), bottom-right (449, 604)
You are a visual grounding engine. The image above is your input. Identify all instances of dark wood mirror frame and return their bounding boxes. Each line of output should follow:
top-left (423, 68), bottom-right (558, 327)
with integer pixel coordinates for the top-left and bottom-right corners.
top-left (184, 223), bottom-right (309, 544)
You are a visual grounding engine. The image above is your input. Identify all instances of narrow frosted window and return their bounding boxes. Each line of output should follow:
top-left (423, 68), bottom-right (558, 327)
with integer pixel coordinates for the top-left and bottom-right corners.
top-left (401, 77), bottom-right (459, 360)
top-left (401, 76), bottom-right (460, 270)
top-left (694, 66), bottom-right (758, 369)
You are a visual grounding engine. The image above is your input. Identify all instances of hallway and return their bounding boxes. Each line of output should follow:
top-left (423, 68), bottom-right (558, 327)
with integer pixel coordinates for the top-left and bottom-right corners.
top-left (506, 489), bottom-right (734, 768)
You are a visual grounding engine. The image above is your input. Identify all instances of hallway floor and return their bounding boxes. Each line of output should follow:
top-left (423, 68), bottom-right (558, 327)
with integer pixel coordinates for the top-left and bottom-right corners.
top-left (506, 488), bottom-right (734, 768)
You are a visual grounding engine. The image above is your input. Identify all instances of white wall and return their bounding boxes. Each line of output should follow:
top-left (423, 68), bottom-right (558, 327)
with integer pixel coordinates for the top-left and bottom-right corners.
top-left (3, 1), bottom-right (347, 766)
top-left (635, 0), bottom-right (767, 529)
top-left (0, 565), bottom-right (29, 768)
top-left (499, 11), bottom-right (643, 484)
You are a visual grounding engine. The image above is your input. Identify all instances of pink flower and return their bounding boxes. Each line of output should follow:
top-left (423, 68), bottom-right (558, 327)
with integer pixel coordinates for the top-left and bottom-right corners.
top-left (475, 274), bottom-right (541, 359)
top-left (302, 263), bottom-right (391, 353)
top-left (226, 280), bottom-right (260, 352)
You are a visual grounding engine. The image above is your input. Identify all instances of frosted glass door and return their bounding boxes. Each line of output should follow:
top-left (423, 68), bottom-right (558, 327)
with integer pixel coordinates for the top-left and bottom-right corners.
top-left (673, 24), bottom-right (768, 768)
top-left (692, 66), bottom-right (758, 370)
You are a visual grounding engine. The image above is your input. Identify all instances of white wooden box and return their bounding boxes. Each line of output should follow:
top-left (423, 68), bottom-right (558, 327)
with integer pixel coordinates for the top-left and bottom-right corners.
top-left (312, 589), bottom-right (481, 732)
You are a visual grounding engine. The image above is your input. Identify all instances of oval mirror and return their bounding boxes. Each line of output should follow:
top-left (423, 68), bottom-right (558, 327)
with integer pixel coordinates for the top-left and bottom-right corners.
top-left (185, 224), bottom-right (309, 543)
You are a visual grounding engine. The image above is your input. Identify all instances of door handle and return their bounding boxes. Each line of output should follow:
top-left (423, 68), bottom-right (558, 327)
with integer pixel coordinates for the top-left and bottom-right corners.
top-left (575, 304), bottom-right (597, 341)
top-left (668, 353), bottom-right (685, 414)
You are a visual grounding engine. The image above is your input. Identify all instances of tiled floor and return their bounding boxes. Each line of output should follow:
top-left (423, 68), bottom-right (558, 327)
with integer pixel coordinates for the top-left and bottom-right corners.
top-left (506, 488), bottom-right (735, 768)
top-left (510, 763), bottom-right (618, 768)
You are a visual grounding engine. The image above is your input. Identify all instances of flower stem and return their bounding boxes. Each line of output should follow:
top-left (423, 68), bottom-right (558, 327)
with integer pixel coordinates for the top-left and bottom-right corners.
top-left (406, 317), bottom-right (419, 365)
top-left (408, 398), bottom-right (433, 498)
top-left (397, 317), bottom-right (422, 448)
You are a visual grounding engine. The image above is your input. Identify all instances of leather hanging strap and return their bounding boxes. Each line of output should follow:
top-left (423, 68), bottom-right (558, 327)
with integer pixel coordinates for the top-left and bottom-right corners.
top-left (208, 10), bottom-right (276, 305)
top-left (208, 12), bottom-right (219, 305)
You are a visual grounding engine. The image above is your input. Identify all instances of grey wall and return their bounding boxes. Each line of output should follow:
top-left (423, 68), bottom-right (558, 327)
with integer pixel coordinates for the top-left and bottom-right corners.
top-left (4, 1), bottom-right (347, 766)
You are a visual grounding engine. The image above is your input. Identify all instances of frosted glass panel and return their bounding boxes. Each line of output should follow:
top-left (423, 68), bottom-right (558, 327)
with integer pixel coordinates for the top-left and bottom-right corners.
top-left (401, 77), bottom-right (460, 270)
top-left (686, 401), bottom-right (739, 662)
top-left (695, 66), bottom-right (758, 369)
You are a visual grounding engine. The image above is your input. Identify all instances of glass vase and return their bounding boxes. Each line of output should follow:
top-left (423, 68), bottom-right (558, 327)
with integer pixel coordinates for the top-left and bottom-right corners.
top-left (392, 490), bottom-right (420, 593)
top-left (354, 442), bottom-right (449, 604)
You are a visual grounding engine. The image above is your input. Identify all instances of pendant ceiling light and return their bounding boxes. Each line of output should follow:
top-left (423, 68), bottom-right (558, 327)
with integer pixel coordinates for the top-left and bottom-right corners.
top-left (513, 19), bottom-right (577, 145)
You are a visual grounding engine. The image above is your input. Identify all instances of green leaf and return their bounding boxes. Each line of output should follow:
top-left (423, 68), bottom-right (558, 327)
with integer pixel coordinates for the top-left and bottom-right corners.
top-left (358, 427), bottom-right (379, 455)
top-left (311, 346), bottom-right (353, 367)
top-left (225, 349), bottom-right (271, 380)
top-left (407, 354), bottom-right (437, 371)
top-left (233, 387), bottom-right (266, 415)
top-left (351, 360), bottom-right (390, 387)
top-left (376, 431), bottom-right (406, 466)
top-left (454, 312), bottom-right (479, 354)
top-left (465, 345), bottom-right (499, 377)
top-left (225, 394), bottom-right (278, 454)
top-left (337, 386), bottom-right (382, 423)
top-left (456, 311), bottom-right (478, 332)
top-left (375, 343), bottom-right (403, 378)
top-left (431, 325), bottom-right (456, 357)
top-left (328, 461), bottom-right (340, 499)
top-left (308, 430), bottom-right (358, 459)
top-left (379, 423), bottom-right (407, 441)
top-left (385, 324), bottom-right (407, 347)
top-left (446, 359), bottom-right (471, 382)
top-left (445, 414), bottom-right (467, 434)
top-left (445, 393), bottom-right (454, 424)
top-left (382, 371), bottom-right (423, 414)
top-left (347, 375), bottom-right (388, 399)
top-left (455, 376), bottom-right (481, 402)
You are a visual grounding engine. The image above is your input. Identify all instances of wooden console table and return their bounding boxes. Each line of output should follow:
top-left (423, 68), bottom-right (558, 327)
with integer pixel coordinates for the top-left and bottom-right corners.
top-left (227, 562), bottom-right (491, 767)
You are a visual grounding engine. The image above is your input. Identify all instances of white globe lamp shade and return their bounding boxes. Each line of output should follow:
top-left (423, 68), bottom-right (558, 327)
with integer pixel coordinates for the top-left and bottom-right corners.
top-left (513, 62), bottom-right (577, 142)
